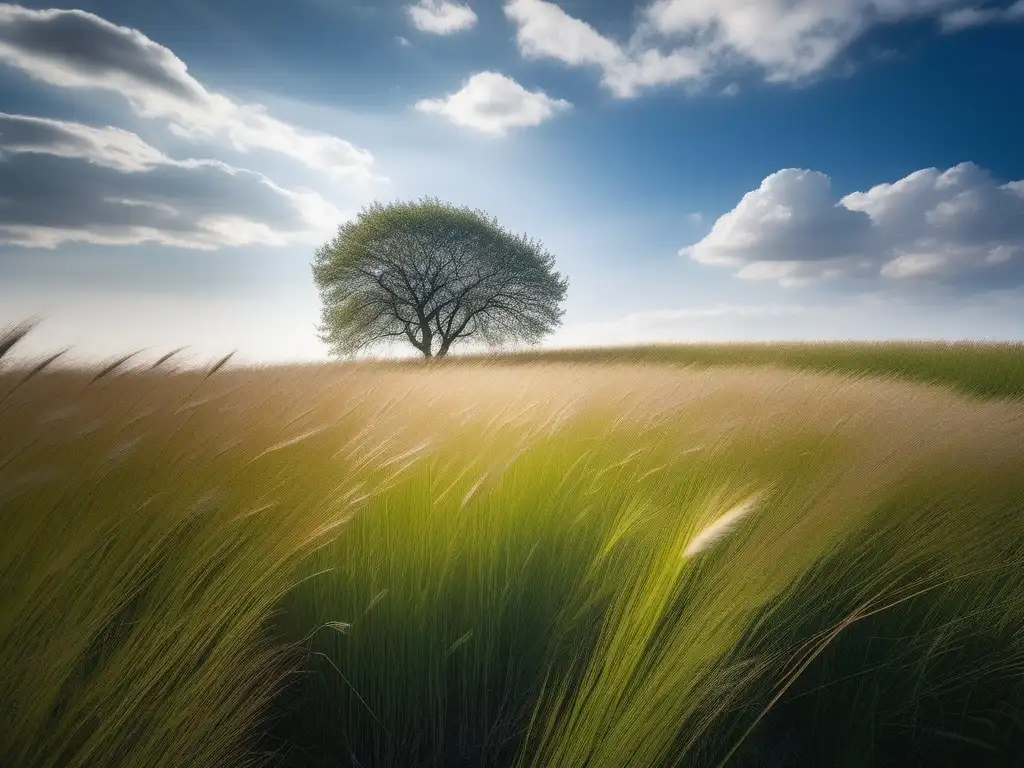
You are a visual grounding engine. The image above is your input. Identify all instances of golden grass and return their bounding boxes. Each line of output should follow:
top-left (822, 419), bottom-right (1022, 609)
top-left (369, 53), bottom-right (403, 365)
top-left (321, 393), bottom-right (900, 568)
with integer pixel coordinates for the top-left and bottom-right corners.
top-left (2, 341), bottom-right (1024, 766)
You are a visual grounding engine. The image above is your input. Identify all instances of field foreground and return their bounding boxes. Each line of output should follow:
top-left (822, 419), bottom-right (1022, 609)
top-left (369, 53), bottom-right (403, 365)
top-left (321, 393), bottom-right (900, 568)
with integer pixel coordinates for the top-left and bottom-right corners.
top-left (3, 343), bottom-right (1024, 767)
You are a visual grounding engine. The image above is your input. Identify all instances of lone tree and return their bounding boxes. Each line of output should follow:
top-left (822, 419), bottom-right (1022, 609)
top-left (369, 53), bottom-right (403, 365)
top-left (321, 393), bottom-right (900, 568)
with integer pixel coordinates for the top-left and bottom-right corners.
top-left (312, 198), bottom-right (569, 359)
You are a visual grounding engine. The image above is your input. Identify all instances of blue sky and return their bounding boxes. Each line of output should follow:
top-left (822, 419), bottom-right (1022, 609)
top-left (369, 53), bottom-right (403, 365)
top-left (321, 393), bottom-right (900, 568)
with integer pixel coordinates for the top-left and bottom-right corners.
top-left (1, 0), bottom-right (1023, 363)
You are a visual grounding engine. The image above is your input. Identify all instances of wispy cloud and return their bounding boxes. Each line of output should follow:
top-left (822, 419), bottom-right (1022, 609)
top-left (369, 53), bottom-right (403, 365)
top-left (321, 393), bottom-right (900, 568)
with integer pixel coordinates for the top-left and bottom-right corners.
top-left (504, 0), bottom-right (705, 97)
top-left (0, 112), bottom-right (171, 172)
top-left (503, 0), bottom-right (1012, 97)
top-left (940, 0), bottom-right (1024, 31)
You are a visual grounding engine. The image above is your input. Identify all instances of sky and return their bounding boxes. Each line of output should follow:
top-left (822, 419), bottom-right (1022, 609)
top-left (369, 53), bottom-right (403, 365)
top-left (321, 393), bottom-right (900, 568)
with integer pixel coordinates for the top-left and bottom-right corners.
top-left (1, 0), bottom-right (1022, 364)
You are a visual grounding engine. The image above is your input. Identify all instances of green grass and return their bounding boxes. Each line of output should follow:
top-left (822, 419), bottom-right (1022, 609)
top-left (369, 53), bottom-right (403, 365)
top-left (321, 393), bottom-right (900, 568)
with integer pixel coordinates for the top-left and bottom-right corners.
top-left (448, 340), bottom-right (1024, 400)
top-left (3, 330), bottom-right (1024, 767)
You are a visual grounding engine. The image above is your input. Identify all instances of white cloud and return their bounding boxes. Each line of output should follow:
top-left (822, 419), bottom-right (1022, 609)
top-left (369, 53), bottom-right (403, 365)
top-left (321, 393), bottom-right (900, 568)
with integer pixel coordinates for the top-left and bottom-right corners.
top-left (640, 0), bottom-right (956, 81)
top-left (683, 169), bottom-right (875, 267)
top-left (505, 0), bottom-right (622, 70)
top-left (503, 0), bottom-right (1007, 97)
top-left (396, 35), bottom-right (411, 46)
top-left (0, 112), bottom-right (345, 250)
top-left (879, 252), bottom-right (949, 278)
top-left (0, 4), bottom-right (377, 180)
top-left (415, 71), bottom-right (570, 135)
top-left (0, 112), bottom-right (170, 171)
top-left (940, 0), bottom-right (1024, 30)
top-left (406, 0), bottom-right (477, 34)
top-left (682, 162), bottom-right (1024, 290)
top-left (503, 0), bottom-right (707, 97)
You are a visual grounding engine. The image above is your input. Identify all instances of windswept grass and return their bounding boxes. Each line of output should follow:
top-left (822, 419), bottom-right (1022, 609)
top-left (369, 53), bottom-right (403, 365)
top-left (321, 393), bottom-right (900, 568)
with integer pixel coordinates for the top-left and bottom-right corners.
top-left (3, 328), bottom-right (1024, 767)
top-left (447, 340), bottom-right (1024, 401)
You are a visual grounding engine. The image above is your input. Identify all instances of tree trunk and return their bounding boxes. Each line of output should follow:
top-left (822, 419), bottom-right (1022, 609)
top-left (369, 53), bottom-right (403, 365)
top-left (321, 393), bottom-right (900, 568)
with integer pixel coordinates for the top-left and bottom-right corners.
top-left (420, 323), bottom-right (433, 358)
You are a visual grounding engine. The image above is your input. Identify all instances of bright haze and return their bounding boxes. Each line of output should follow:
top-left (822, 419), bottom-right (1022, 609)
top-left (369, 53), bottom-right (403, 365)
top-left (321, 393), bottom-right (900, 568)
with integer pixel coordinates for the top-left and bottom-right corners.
top-left (1, 0), bottom-right (1022, 363)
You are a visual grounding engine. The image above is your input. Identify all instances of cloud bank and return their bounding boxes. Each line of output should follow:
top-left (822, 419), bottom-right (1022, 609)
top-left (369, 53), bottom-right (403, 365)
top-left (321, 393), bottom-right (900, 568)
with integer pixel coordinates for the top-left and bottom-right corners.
top-left (0, 113), bottom-right (343, 249)
top-left (0, 4), bottom-right (376, 180)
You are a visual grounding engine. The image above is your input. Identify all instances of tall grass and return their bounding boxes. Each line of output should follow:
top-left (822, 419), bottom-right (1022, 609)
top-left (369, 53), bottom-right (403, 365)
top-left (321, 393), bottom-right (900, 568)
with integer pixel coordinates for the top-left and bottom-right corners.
top-left (448, 340), bottom-right (1024, 400)
top-left (3, 326), bottom-right (1024, 766)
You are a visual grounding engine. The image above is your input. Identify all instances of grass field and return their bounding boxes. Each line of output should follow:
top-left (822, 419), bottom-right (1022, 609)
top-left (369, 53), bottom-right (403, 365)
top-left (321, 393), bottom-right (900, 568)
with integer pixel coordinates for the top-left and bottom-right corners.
top-left (452, 340), bottom-right (1024, 401)
top-left (3, 329), bottom-right (1024, 767)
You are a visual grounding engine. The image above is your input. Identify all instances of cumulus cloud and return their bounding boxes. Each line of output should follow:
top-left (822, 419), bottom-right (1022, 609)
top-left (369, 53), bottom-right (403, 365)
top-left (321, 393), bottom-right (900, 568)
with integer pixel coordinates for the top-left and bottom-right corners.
top-left (406, 0), bottom-right (477, 34)
top-left (684, 169), bottom-right (876, 268)
top-left (0, 113), bottom-right (344, 249)
top-left (682, 162), bottom-right (1024, 290)
top-left (0, 4), bottom-right (376, 180)
top-left (503, 0), bottom-right (1012, 97)
top-left (415, 71), bottom-right (570, 135)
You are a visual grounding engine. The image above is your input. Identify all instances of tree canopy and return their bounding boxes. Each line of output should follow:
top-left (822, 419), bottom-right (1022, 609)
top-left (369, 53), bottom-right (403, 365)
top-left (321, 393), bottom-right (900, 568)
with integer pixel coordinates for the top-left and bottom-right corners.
top-left (312, 198), bottom-right (569, 359)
